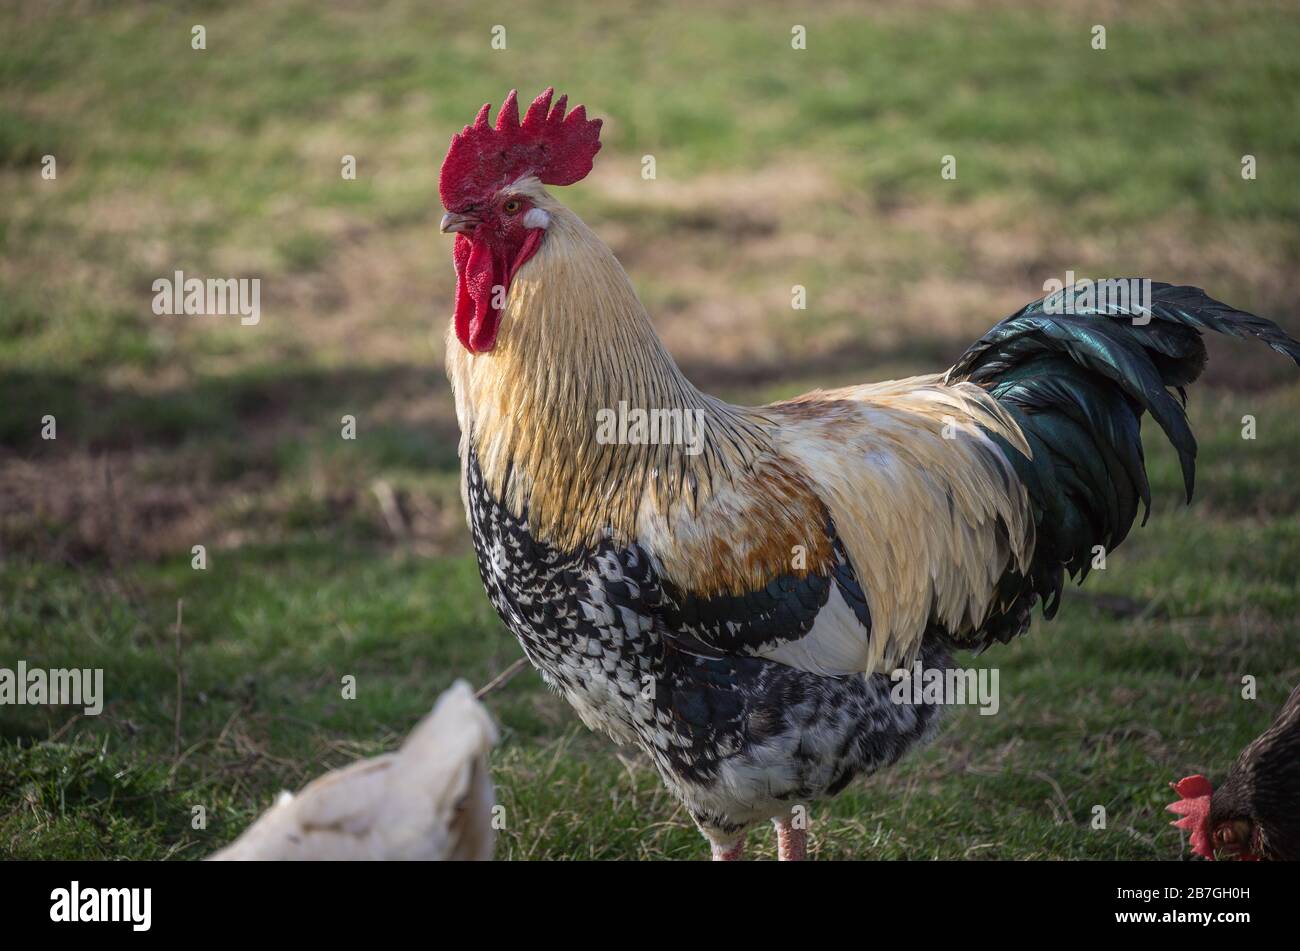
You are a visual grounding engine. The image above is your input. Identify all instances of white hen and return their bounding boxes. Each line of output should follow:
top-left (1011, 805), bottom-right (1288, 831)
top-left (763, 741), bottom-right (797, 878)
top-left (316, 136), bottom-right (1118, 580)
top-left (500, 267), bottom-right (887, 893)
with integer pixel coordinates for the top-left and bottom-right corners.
top-left (210, 680), bottom-right (498, 860)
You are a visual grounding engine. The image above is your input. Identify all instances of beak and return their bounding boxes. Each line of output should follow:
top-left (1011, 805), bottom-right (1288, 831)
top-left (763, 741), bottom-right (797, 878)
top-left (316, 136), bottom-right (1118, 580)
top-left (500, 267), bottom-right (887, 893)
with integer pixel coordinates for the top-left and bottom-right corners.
top-left (440, 212), bottom-right (477, 234)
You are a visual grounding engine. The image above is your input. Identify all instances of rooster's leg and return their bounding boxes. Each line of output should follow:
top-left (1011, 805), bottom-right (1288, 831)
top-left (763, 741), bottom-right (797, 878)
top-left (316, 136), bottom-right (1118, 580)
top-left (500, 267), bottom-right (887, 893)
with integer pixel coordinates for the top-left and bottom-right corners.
top-left (710, 839), bottom-right (745, 861)
top-left (773, 815), bottom-right (807, 861)
top-left (703, 828), bottom-right (745, 861)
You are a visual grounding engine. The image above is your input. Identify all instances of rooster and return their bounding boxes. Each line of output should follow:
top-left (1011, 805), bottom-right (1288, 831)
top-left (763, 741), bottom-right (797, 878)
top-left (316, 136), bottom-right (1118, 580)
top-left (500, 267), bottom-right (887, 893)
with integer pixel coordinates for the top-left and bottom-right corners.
top-left (1168, 683), bottom-right (1300, 861)
top-left (438, 89), bottom-right (1300, 860)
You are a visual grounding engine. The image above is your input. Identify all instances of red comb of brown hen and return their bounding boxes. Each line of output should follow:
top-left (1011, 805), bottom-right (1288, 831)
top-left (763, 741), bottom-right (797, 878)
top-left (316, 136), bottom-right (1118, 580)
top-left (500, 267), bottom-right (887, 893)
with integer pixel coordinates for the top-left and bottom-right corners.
top-left (1167, 774), bottom-right (1215, 859)
top-left (439, 88), bottom-right (602, 211)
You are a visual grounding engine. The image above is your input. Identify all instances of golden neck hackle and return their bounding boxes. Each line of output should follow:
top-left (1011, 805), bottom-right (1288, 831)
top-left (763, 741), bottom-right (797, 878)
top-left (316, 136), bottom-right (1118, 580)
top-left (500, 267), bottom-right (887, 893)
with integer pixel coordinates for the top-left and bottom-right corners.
top-left (446, 191), bottom-right (771, 554)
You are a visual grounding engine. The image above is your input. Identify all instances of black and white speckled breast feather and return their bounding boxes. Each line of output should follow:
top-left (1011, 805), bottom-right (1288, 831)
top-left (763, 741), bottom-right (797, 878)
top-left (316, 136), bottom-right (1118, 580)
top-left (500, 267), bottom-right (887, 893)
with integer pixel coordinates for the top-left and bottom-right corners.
top-left (463, 449), bottom-right (947, 834)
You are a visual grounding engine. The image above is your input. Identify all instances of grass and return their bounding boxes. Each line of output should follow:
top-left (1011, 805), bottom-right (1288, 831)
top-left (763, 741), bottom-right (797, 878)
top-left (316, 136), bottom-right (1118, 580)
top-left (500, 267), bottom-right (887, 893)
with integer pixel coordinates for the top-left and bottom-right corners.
top-left (1, 0), bottom-right (1298, 860)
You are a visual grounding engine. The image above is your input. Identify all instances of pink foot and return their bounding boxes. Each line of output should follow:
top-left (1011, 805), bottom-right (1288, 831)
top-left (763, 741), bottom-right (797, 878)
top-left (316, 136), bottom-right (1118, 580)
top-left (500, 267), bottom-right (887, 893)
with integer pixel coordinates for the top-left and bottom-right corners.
top-left (774, 815), bottom-right (807, 861)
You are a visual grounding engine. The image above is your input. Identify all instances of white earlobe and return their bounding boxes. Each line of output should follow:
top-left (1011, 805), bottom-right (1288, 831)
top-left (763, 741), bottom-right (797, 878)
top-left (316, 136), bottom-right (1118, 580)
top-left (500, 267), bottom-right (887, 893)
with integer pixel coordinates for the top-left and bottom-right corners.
top-left (522, 208), bottom-right (551, 230)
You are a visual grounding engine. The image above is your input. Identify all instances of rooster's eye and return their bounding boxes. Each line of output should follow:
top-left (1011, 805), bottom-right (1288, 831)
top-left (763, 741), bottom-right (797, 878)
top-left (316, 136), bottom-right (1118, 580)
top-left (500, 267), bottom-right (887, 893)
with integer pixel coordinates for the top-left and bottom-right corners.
top-left (502, 199), bottom-right (522, 215)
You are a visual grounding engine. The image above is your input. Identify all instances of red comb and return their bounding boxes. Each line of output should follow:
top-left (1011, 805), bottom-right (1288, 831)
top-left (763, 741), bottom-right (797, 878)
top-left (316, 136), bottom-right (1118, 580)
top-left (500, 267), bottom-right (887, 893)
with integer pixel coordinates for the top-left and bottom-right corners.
top-left (439, 88), bottom-right (603, 211)
top-left (1167, 774), bottom-right (1214, 859)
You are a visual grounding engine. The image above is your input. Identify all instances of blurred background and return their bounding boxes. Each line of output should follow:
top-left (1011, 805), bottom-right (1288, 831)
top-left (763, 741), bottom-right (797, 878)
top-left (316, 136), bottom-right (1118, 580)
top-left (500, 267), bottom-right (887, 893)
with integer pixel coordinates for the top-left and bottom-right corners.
top-left (1, 0), bottom-right (1297, 859)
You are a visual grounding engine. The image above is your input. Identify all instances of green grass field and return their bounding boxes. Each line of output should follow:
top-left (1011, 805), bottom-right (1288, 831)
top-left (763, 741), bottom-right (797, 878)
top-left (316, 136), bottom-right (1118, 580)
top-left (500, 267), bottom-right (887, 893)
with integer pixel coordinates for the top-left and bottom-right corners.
top-left (2, 0), bottom-right (1298, 860)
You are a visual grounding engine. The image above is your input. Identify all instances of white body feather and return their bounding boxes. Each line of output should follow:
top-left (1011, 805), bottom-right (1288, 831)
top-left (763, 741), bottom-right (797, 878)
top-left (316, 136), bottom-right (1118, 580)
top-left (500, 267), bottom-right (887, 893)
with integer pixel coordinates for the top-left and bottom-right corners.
top-left (210, 681), bottom-right (498, 861)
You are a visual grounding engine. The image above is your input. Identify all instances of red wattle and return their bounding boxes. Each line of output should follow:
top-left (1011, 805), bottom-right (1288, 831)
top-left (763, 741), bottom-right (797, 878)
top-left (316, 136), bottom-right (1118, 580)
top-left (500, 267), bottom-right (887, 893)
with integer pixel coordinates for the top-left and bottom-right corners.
top-left (453, 235), bottom-right (504, 353)
top-left (451, 231), bottom-right (544, 354)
